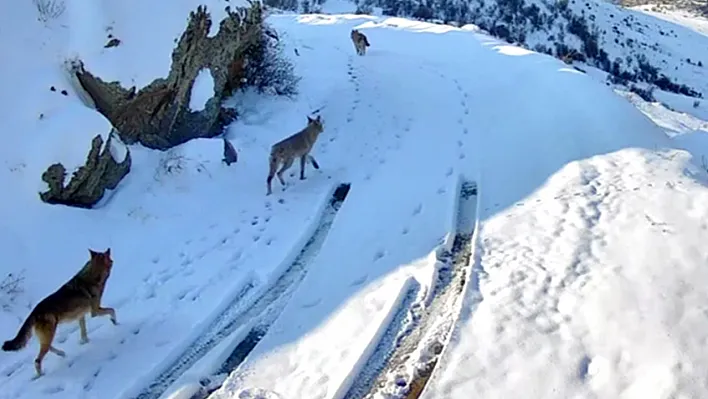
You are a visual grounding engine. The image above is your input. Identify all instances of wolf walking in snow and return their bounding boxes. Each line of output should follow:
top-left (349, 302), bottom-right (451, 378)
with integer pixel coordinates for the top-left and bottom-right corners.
top-left (2, 248), bottom-right (118, 378)
top-left (350, 29), bottom-right (370, 56)
top-left (267, 115), bottom-right (325, 195)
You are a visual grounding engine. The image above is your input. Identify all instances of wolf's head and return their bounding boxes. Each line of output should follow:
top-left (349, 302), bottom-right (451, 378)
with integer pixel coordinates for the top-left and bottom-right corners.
top-left (307, 114), bottom-right (324, 135)
top-left (89, 248), bottom-right (113, 274)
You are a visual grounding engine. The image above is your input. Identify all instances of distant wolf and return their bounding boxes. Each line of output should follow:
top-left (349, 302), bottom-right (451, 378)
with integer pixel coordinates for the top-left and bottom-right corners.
top-left (2, 248), bottom-right (118, 378)
top-left (350, 29), bottom-right (370, 56)
top-left (267, 115), bottom-right (325, 195)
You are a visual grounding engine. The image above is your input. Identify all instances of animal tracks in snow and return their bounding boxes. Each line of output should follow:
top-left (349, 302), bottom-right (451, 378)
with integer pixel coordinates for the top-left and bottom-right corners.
top-left (342, 179), bottom-right (479, 399)
top-left (134, 183), bottom-right (352, 399)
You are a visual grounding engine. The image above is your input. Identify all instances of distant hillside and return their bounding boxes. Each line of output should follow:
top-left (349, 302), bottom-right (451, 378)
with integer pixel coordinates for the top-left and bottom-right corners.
top-left (614, 0), bottom-right (708, 17)
top-left (269, 0), bottom-right (707, 100)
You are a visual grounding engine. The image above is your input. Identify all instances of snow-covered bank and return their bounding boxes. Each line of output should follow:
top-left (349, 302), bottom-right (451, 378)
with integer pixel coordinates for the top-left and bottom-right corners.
top-left (427, 147), bottom-right (708, 398)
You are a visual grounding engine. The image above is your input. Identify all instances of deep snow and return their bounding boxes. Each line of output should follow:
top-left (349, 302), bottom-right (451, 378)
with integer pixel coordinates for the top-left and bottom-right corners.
top-left (2, 1), bottom-right (708, 399)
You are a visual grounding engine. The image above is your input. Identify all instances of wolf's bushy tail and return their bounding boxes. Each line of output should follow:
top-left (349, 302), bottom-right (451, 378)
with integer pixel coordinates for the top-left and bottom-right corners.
top-left (2, 315), bottom-right (33, 351)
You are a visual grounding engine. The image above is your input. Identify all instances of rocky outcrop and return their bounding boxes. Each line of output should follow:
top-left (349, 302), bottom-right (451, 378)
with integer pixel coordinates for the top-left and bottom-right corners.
top-left (73, 3), bottom-right (265, 150)
top-left (40, 132), bottom-right (131, 208)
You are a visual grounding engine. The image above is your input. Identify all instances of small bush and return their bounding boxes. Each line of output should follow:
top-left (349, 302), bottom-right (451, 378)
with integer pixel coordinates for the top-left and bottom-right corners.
top-left (524, 4), bottom-right (544, 30)
top-left (264, 0), bottom-right (298, 11)
top-left (243, 25), bottom-right (300, 97)
top-left (301, 0), bottom-right (311, 13)
top-left (636, 54), bottom-right (659, 82)
top-left (629, 85), bottom-right (655, 102)
top-left (413, 4), bottom-right (435, 20)
top-left (0, 272), bottom-right (25, 311)
top-left (355, 3), bottom-right (374, 14)
top-left (534, 44), bottom-right (552, 55)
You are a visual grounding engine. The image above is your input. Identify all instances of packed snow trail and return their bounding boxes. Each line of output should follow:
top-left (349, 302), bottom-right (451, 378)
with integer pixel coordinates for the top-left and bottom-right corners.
top-left (206, 15), bottom-right (481, 399)
top-left (145, 184), bottom-right (352, 399)
top-left (341, 179), bottom-right (479, 399)
top-left (134, 184), bottom-right (352, 399)
top-left (208, 15), bottom-right (708, 399)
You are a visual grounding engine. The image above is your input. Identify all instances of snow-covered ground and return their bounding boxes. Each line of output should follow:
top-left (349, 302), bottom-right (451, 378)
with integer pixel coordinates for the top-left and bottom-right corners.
top-left (2, 1), bottom-right (708, 399)
top-left (633, 4), bottom-right (708, 37)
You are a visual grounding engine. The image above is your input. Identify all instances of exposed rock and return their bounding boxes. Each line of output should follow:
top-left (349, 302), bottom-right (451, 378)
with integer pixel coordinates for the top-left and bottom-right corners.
top-left (222, 137), bottom-right (238, 166)
top-left (40, 131), bottom-right (131, 208)
top-left (73, 3), bottom-right (265, 150)
top-left (104, 38), bottom-right (121, 48)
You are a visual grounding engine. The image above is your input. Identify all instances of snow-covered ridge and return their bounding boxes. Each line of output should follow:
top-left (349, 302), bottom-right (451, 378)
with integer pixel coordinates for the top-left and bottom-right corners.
top-left (322, 0), bottom-right (707, 100)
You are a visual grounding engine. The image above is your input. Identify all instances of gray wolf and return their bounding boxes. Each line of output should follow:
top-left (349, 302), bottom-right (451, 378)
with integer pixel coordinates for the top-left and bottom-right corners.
top-left (267, 115), bottom-right (325, 195)
top-left (351, 29), bottom-right (370, 56)
top-left (2, 248), bottom-right (117, 378)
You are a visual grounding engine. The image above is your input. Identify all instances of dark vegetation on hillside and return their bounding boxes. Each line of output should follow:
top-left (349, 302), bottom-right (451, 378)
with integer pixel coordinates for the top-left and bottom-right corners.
top-left (614, 0), bottom-right (708, 18)
top-left (360, 0), bottom-right (703, 98)
top-left (278, 0), bottom-right (705, 99)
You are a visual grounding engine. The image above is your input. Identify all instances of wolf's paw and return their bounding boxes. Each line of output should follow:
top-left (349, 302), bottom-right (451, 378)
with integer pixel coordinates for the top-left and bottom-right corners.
top-left (79, 338), bottom-right (89, 345)
top-left (31, 368), bottom-right (44, 381)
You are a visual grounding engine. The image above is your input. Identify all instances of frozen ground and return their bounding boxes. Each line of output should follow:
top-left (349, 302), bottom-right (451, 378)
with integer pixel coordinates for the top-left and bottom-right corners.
top-left (2, 1), bottom-right (708, 399)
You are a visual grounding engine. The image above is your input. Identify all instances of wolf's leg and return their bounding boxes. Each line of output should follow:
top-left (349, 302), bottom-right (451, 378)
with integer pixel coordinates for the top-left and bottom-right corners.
top-left (49, 346), bottom-right (66, 357)
top-left (267, 155), bottom-right (279, 195)
top-left (34, 321), bottom-right (58, 377)
top-left (277, 158), bottom-right (294, 186)
top-left (308, 155), bottom-right (320, 170)
top-left (78, 315), bottom-right (89, 344)
top-left (299, 155), bottom-right (308, 180)
top-left (91, 301), bottom-right (117, 325)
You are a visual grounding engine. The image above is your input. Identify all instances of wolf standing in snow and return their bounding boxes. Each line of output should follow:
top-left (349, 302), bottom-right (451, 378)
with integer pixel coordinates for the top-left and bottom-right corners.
top-left (350, 29), bottom-right (370, 56)
top-left (2, 248), bottom-right (118, 378)
top-left (267, 115), bottom-right (325, 195)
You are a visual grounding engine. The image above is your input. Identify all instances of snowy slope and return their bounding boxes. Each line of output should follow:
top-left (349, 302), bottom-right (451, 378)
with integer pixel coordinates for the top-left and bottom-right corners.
top-left (204, 14), bottom-right (707, 399)
top-left (2, 2), bottom-right (708, 399)
top-left (633, 5), bottom-right (708, 36)
top-left (348, 0), bottom-right (708, 100)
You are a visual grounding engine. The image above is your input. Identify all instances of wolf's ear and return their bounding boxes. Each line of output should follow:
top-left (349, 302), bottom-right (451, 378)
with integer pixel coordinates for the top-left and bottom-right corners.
top-left (316, 115), bottom-right (321, 122)
top-left (105, 247), bottom-right (111, 257)
top-left (307, 115), bottom-right (314, 123)
top-left (89, 249), bottom-right (99, 258)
